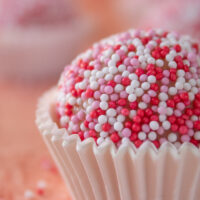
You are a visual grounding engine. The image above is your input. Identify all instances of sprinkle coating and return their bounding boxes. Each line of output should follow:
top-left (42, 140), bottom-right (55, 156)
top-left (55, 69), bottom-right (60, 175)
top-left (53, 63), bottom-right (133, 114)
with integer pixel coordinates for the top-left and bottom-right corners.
top-left (56, 29), bottom-right (200, 148)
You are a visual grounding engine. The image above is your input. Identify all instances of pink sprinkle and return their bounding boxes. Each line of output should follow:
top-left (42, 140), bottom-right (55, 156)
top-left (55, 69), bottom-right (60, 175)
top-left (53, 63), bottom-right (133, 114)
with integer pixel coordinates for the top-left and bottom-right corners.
top-left (84, 131), bottom-right (89, 138)
top-left (188, 129), bottom-right (194, 136)
top-left (114, 74), bottom-right (122, 83)
top-left (142, 124), bottom-right (150, 133)
top-left (158, 107), bottom-right (167, 115)
top-left (104, 86), bottom-right (113, 94)
top-left (98, 78), bottom-right (105, 85)
top-left (181, 135), bottom-right (190, 142)
top-left (120, 91), bottom-right (128, 98)
top-left (185, 72), bottom-right (192, 79)
top-left (157, 127), bottom-right (164, 135)
top-left (148, 90), bottom-right (157, 97)
top-left (92, 101), bottom-right (100, 109)
top-left (72, 125), bottom-right (79, 132)
top-left (71, 116), bottom-right (79, 123)
top-left (177, 102), bottom-right (185, 111)
top-left (188, 52), bottom-right (196, 62)
top-left (186, 120), bottom-right (193, 129)
top-left (174, 109), bottom-right (182, 117)
top-left (89, 122), bottom-right (95, 129)
top-left (163, 70), bottom-right (170, 77)
top-left (86, 115), bottom-right (92, 121)
top-left (152, 106), bottom-right (158, 112)
top-left (142, 94), bottom-right (151, 103)
top-left (116, 49), bottom-right (125, 56)
top-left (110, 94), bottom-right (119, 101)
top-left (130, 58), bottom-right (139, 66)
top-left (123, 57), bottom-right (130, 66)
top-left (162, 77), bottom-right (169, 85)
top-left (160, 85), bottom-right (168, 93)
top-left (77, 110), bottom-right (85, 120)
top-left (100, 85), bottom-right (105, 93)
top-left (122, 128), bottom-right (131, 137)
top-left (94, 91), bottom-right (101, 99)
top-left (127, 66), bottom-right (134, 73)
top-left (159, 138), bottom-right (167, 144)
top-left (140, 74), bottom-right (147, 82)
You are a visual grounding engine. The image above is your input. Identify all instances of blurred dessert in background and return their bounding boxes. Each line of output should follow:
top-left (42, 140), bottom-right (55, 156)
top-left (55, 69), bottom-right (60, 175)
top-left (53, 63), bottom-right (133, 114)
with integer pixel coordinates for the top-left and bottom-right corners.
top-left (0, 0), bottom-right (94, 82)
top-left (142, 0), bottom-right (200, 39)
top-left (117, 0), bottom-right (200, 39)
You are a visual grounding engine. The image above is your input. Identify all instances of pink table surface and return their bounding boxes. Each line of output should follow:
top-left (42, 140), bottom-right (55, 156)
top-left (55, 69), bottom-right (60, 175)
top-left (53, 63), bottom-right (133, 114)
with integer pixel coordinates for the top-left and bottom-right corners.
top-left (0, 80), bottom-right (71, 200)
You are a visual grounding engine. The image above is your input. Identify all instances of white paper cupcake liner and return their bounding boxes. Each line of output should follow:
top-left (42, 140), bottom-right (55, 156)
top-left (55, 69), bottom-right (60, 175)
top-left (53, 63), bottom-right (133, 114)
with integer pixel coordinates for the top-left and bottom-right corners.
top-left (36, 88), bottom-right (200, 200)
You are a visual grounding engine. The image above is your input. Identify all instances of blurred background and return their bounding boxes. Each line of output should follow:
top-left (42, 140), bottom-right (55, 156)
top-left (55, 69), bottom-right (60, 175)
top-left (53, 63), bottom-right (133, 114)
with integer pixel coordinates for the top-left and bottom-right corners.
top-left (0, 0), bottom-right (199, 199)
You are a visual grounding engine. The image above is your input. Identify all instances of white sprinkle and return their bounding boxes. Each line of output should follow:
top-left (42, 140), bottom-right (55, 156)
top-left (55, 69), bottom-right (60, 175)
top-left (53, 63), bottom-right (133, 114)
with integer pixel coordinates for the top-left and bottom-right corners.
top-left (100, 131), bottom-right (108, 137)
top-left (194, 131), bottom-right (200, 140)
top-left (115, 84), bottom-right (124, 93)
top-left (100, 101), bottom-right (108, 110)
top-left (138, 102), bottom-right (147, 109)
top-left (135, 88), bottom-right (144, 96)
top-left (147, 57), bottom-right (155, 64)
top-left (168, 133), bottom-right (177, 142)
top-left (131, 80), bottom-right (140, 88)
top-left (68, 97), bottom-right (76, 105)
top-left (117, 114), bottom-right (125, 122)
top-left (60, 116), bottom-right (69, 127)
top-left (96, 71), bottom-right (104, 78)
top-left (149, 121), bottom-right (159, 130)
top-left (148, 131), bottom-right (157, 141)
top-left (98, 115), bottom-right (107, 124)
top-left (189, 79), bottom-right (196, 87)
top-left (177, 69), bottom-right (185, 77)
top-left (192, 87), bottom-right (198, 94)
top-left (100, 94), bottom-right (109, 101)
top-left (129, 110), bottom-right (137, 118)
top-left (159, 93), bottom-right (168, 101)
top-left (138, 132), bottom-right (147, 140)
top-left (126, 85), bottom-right (135, 94)
top-left (141, 82), bottom-right (150, 91)
top-left (168, 61), bottom-right (177, 68)
top-left (97, 137), bottom-right (104, 145)
top-left (129, 73), bottom-right (138, 80)
top-left (105, 74), bottom-right (113, 81)
top-left (108, 117), bottom-right (116, 125)
top-left (122, 70), bottom-right (130, 77)
top-left (168, 87), bottom-right (177, 95)
top-left (114, 122), bottom-right (123, 131)
top-left (189, 92), bottom-right (195, 101)
top-left (90, 81), bottom-right (99, 90)
top-left (159, 115), bottom-right (166, 122)
top-left (162, 121), bottom-right (171, 130)
top-left (147, 75), bottom-right (156, 83)
top-left (106, 108), bottom-right (117, 117)
top-left (156, 59), bottom-right (164, 67)
top-left (184, 83), bottom-right (192, 91)
top-left (95, 123), bottom-right (101, 132)
top-left (84, 70), bottom-right (91, 78)
top-left (128, 94), bottom-right (137, 102)
top-left (118, 64), bottom-right (126, 72)
top-left (109, 66), bottom-right (118, 74)
top-left (175, 82), bottom-right (184, 90)
top-left (108, 60), bottom-right (116, 68)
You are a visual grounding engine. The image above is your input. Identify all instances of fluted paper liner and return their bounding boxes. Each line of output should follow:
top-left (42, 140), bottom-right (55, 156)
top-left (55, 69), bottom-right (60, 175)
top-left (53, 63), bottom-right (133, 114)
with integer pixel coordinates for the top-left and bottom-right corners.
top-left (36, 88), bottom-right (200, 200)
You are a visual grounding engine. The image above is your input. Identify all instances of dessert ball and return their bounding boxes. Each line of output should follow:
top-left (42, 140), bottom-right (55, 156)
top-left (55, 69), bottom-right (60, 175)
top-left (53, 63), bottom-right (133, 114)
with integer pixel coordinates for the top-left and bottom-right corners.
top-left (56, 29), bottom-right (200, 148)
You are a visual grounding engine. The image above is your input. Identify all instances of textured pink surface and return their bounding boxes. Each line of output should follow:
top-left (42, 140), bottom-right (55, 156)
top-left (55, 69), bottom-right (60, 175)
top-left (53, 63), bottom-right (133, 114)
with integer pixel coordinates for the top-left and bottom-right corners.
top-left (0, 81), bottom-right (71, 200)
